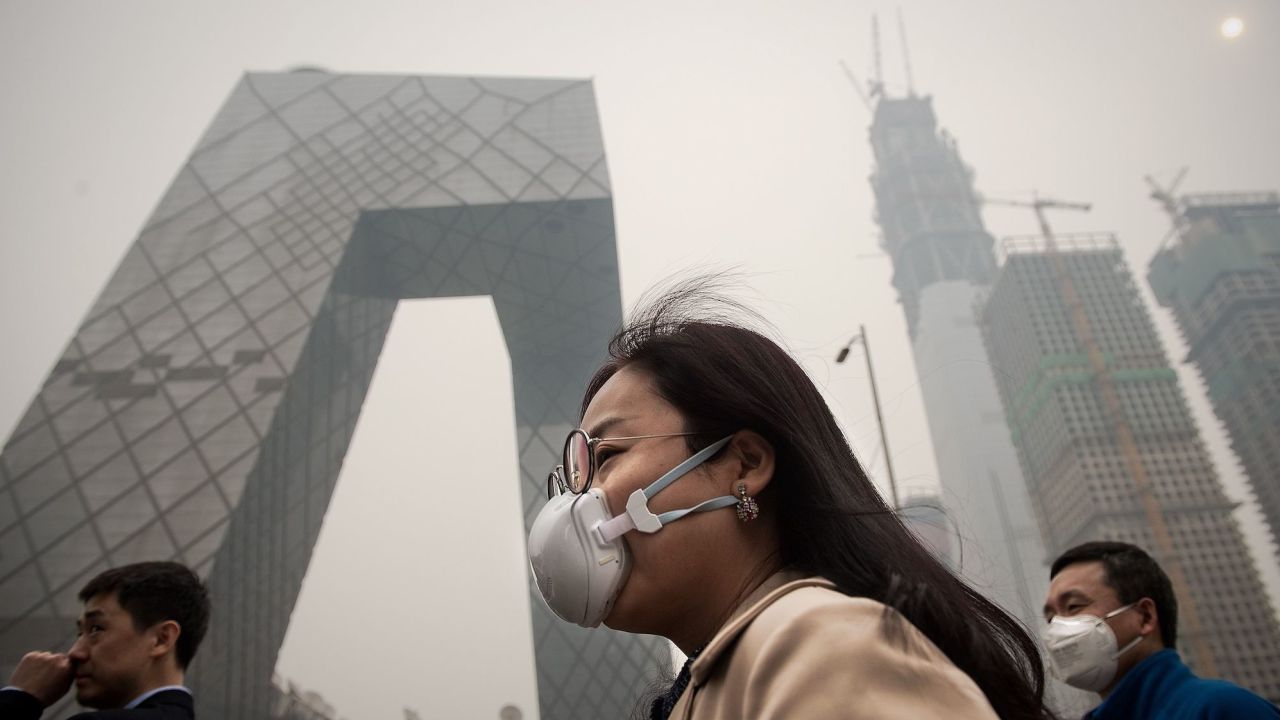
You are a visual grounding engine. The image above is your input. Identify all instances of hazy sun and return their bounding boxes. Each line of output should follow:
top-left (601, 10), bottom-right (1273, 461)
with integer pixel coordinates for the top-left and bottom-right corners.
top-left (1221, 17), bottom-right (1245, 39)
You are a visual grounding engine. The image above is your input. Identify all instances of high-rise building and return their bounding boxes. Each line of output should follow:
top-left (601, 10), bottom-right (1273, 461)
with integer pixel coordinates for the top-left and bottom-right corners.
top-left (981, 233), bottom-right (1280, 699)
top-left (0, 70), bottom-right (667, 719)
top-left (270, 676), bottom-right (341, 720)
top-left (1148, 191), bottom-right (1280, 557)
top-left (869, 95), bottom-right (1049, 630)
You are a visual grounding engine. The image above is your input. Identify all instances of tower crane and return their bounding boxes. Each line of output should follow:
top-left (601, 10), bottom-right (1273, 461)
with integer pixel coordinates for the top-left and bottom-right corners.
top-left (896, 7), bottom-right (915, 97)
top-left (1146, 167), bottom-right (1191, 249)
top-left (869, 13), bottom-right (884, 99)
top-left (838, 60), bottom-right (873, 113)
top-left (838, 10), bottom-right (915, 113)
top-left (983, 195), bottom-right (1092, 249)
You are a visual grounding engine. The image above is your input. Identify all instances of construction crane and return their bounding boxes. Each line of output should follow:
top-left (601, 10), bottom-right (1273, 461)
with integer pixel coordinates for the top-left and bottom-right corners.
top-left (896, 7), bottom-right (915, 97)
top-left (838, 13), bottom-right (882, 113)
top-left (870, 13), bottom-right (885, 99)
top-left (838, 60), bottom-right (874, 113)
top-left (985, 193), bottom-right (1219, 677)
top-left (840, 10), bottom-right (914, 113)
top-left (983, 195), bottom-right (1092, 249)
top-left (1146, 167), bottom-right (1191, 250)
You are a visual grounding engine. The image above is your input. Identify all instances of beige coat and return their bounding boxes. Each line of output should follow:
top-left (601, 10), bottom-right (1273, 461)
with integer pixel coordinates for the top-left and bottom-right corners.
top-left (668, 574), bottom-right (1000, 719)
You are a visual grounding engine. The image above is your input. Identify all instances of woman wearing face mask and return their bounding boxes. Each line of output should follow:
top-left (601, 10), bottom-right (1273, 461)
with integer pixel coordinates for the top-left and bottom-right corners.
top-left (528, 281), bottom-right (1056, 720)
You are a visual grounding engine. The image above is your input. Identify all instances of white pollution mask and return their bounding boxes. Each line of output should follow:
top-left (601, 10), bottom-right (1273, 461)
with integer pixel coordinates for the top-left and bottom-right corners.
top-left (1042, 603), bottom-right (1144, 693)
top-left (527, 436), bottom-right (736, 628)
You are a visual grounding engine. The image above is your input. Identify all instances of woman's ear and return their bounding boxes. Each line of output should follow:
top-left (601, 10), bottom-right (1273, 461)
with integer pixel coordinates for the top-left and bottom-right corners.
top-left (725, 430), bottom-right (775, 495)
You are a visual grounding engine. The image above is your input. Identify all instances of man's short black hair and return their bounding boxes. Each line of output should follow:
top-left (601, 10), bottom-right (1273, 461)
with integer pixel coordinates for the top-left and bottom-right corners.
top-left (79, 561), bottom-right (210, 669)
top-left (1050, 541), bottom-right (1177, 648)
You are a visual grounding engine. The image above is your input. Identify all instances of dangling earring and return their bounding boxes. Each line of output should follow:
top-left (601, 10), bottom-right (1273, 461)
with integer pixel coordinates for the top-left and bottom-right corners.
top-left (736, 482), bottom-right (759, 522)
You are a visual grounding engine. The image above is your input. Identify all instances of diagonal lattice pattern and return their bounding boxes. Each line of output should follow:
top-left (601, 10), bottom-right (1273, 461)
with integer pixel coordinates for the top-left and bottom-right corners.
top-left (0, 70), bottom-right (668, 719)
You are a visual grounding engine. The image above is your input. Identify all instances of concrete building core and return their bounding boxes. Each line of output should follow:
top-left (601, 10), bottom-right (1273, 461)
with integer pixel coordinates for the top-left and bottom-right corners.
top-left (869, 95), bottom-right (1049, 633)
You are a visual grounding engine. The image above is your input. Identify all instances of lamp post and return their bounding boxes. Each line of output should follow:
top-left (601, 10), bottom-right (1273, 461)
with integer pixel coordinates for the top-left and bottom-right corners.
top-left (836, 324), bottom-right (900, 510)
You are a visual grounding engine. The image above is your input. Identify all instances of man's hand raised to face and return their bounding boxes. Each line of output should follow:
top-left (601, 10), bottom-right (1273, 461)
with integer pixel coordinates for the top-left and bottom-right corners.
top-left (8, 651), bottom-right (73, 707)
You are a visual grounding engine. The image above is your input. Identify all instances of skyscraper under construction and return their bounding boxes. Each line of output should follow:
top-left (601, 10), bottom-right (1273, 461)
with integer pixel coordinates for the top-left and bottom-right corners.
top-left (1148, 190), bottom-right (1280, 558)
top-left (981, 233), bottom-right (1280, 699)
top-left (869, 93), bottom-right (1049, 632)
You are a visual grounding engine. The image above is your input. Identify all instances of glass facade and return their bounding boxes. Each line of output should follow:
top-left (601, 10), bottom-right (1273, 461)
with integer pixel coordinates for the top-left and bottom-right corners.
top-left (0, 70), bottom-right (668, 719)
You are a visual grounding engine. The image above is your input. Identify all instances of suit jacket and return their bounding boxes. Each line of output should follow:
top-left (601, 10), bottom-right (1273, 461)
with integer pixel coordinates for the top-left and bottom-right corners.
top-left (0, 688), bottom-right (193, 720)
top-left (669, 574), bottom-right (1000, 720)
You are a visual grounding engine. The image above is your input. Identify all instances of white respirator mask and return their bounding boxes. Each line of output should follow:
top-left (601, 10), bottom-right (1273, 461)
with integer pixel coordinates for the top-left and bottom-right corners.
top-left (1042, 603), bottom-right (1144, 693)
top-left (527, 435), bottom-right (737, 628)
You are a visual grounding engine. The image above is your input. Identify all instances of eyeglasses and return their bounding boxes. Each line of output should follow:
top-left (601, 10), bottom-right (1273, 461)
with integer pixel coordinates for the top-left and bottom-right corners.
top-left (545, 428), bottom-right (704, 499)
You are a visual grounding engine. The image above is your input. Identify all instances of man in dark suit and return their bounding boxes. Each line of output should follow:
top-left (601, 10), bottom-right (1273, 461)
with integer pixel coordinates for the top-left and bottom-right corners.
top-left (0, 561), bottom-right (210, 719)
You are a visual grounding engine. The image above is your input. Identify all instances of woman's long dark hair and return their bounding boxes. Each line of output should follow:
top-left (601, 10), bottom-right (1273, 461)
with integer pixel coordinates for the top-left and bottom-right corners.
top-left (584, 278), bottom-right (1055, 720)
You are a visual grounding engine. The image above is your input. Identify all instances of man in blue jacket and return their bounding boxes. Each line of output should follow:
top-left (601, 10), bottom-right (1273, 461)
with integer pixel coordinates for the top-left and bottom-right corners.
top-left (1043, 541), bottom-right (1278, 719)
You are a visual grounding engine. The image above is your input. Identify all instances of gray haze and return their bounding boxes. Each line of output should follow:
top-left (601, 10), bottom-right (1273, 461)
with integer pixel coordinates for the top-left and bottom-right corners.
top-left (2, 1), bottom-right (1278, 718)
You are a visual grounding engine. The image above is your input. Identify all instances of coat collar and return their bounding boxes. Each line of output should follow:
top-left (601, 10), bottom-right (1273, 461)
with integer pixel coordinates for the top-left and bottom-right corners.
top-left (689, 571), bottom-right (836, 686)
top-left (1086, 650), bottom-right (1187, 720)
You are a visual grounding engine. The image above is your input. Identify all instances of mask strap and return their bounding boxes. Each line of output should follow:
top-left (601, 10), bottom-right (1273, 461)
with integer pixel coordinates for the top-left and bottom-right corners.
top-left (1104, 602), bottom-right (1137, 619)
top-left (598, 491), bottom-right (740, 542)
top-left (596, 436), bottom-right (735, 543)
top-left (596, 510), bottom-right (631, 541)
top-left (1106, 602), bottom-right (1145, 658)
top-left (643, 436), bottom-right (734, 498)
top-left (1114, 633), bottom-right (1144, 658)
top-left (656, 495), bottom-right (739, 524)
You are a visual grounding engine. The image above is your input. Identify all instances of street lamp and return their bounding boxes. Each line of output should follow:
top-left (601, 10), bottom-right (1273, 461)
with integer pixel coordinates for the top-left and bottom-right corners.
top-left (836, 324), bottom-right (900, 510)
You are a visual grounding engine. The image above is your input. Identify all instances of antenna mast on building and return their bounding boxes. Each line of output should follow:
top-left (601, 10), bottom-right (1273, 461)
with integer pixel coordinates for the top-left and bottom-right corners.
top-left (896, 7), bottom-right (915, 97)
top-left (985, 192), bottom-right (1219, 678)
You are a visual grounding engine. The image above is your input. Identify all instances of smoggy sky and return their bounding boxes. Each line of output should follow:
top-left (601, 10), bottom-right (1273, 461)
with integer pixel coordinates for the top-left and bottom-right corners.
top-left (2, 2), bottom-right (1278, 718)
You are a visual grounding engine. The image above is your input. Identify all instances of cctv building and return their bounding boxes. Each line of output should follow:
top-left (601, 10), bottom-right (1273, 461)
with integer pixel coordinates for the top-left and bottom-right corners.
top-left (0, 70), bottom-right (668, 719)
